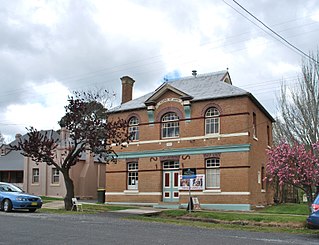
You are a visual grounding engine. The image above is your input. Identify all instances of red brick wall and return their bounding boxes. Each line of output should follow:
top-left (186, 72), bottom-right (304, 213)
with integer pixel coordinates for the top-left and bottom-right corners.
top-left (106, 95), bottom-right (273, 207)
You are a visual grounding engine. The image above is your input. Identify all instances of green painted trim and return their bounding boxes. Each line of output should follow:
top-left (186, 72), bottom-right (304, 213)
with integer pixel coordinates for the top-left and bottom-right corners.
top-left (116, 144), bottom-right (250, 159)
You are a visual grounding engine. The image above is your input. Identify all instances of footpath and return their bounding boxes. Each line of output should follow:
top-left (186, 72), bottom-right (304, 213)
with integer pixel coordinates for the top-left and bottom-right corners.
top-left (42, 200), bottom-right (161, 215)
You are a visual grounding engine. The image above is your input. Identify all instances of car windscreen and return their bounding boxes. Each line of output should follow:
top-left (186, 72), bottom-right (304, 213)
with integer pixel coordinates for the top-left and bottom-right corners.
top-left (0, 183), bottom-right (23, 192)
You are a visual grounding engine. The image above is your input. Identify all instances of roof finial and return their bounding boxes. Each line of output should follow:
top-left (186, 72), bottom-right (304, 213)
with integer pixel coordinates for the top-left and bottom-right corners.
top-left (192, 70), bottom-right (197, 77)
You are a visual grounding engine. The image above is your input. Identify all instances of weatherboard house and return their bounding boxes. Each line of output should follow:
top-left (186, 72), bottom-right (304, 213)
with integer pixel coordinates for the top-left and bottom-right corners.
top-left (106, 70), bottom-right (274, 211)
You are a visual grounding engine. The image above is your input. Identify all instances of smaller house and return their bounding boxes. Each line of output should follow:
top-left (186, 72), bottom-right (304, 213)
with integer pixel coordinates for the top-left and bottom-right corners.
top-left (1, 130), bottom-right (105, 199)
top-left (0, 134), bottom-right (24, 188)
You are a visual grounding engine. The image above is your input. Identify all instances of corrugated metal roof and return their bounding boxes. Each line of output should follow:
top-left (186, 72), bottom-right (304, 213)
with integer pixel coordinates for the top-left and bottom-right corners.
top-left (0, 150), bottom-right (24, 171)
top-left (0, 130), bottom-right (60, 171)
top-left (111, 70), bottom-right (248, 112)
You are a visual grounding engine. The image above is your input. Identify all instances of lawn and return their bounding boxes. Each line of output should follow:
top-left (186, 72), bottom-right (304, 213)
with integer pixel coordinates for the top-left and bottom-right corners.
top-left (40, 199), bottom-right (317, 234)
top-left (259, 203), bottom-right (309, 215)
top-left (160, 209), bottom-right (307, 224)
top-left (132, 203), bottom-right (316, 234)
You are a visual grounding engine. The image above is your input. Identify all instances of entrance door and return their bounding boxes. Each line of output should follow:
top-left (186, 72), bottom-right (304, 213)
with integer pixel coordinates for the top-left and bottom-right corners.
top-left (163, 170), bottom-right (179, 202)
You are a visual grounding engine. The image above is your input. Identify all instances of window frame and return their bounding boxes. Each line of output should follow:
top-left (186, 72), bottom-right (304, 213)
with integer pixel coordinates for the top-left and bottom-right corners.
top-left (267, 125), bottom-right (270, 146)
top-left (128, 116), bottom-right (139, 141)
top-left (127, 162), bottom-right (138, 190)
top-left (162, 160), bottom-right (180, 170)
top-left (205, 107), bottom-right (220, 135)
top-left (205, 158), bottom-right (220, 189)
top-left (32, 168), bottom-right (39, 184)
top-left (161, 112), bottom-right (180, 139)
top-left (253, 112), bottom-right (257, 139)
top-left (51, 168), bottom-right (60, 184)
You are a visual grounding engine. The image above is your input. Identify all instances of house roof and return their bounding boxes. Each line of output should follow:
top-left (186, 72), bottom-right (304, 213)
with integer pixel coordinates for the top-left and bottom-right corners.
top-left (0, 150), bottom-right (24, 171)
top-left (110, 70), bottom-right (275, 122)
top-left (0, 130), bottom-right (60, 171)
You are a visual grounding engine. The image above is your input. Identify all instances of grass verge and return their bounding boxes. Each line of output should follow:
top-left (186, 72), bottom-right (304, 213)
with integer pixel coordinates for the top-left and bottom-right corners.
top-left (129, 215), bottom-right (318, 234)
top-left (39, 200), bottom-right (319, 234)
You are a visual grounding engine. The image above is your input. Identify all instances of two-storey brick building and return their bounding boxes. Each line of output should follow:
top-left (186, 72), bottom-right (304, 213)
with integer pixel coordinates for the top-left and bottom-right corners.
top-left (106, 70), bottom-right (274, 210)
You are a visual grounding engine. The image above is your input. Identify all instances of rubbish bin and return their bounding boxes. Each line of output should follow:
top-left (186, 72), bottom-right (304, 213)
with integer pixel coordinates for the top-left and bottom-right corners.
top-left (97, 188), bottom-right (105, 203)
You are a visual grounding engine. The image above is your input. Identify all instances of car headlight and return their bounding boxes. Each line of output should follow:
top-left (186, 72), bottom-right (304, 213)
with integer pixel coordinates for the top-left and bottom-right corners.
top-left (16, 197), bottom-right (28, 201)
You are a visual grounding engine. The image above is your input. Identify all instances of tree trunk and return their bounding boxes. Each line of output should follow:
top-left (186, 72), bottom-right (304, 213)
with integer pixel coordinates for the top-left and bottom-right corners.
top-left (305, 185), bottom-right (314, 213)
top-left (62, 170), bottom-right (75, 211)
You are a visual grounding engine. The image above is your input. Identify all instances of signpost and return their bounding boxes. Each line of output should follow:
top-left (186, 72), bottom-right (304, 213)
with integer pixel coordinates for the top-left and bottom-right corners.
top-left (181, 169), bottom-right (201, 212)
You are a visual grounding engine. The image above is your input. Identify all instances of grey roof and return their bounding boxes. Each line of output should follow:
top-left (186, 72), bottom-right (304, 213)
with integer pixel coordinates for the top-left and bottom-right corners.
top-left (111, 70), bottom-right (248, 112)
top-left (110, 70), bottom-right (275, 122)
top-left (0, 130), bottom-right (60, 171)
top-left (0, 150), bottom-right (24, 171)
top-left (9, 130), bottom-right (60, 147)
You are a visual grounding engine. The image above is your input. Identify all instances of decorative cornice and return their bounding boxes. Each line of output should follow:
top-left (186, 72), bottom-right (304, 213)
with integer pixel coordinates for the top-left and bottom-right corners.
top-left (115, 144), bottom-right (251, 159)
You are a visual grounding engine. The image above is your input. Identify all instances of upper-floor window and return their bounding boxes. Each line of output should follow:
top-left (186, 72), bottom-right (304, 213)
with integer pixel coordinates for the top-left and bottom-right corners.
top-left (161, 112), bottom-right (179, 138)
top-left (52, 168), bottom-right (59, 184)
top-left (32, 168), bottom-right (39, 184)
top-left (129, 116), bottom-right (139, 141)
top-left (267, 125), bottom-right (270, 146)
top-left (253, 112), bottom-right (257, 138)
top-left (205, 107), bottom-right (220, 134)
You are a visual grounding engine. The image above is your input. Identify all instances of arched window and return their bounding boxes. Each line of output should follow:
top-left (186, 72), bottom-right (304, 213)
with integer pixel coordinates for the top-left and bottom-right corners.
top-left (161, 112), bottom-right (179, 138)
top-left (128, 116), bottom-right (139, 141)
top-left (205, 107), bottom-right (220, 134)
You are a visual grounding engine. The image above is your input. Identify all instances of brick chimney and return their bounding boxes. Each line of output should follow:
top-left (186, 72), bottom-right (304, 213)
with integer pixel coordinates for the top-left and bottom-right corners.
top-left (15, 133), bottom-right (22, 140)
top-left (121, 76), bottom-right (135, 104)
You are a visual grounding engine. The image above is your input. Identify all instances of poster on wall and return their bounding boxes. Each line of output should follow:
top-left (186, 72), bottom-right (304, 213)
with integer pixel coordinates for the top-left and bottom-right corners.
top-left (179, 174), bottom-right (205, 190)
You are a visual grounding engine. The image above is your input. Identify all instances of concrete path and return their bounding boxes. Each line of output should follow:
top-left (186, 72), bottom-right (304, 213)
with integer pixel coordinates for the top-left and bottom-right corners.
top-left (42, 200), bottom-right (162, 215)
top-left (42, 201), bottom-right (64, 209)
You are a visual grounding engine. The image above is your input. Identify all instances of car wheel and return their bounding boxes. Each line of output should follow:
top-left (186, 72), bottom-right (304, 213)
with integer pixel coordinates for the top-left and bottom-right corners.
top-left (28, 208), bottom-right (36, 213)
top-left (3, 199), bottom-right (12, 212)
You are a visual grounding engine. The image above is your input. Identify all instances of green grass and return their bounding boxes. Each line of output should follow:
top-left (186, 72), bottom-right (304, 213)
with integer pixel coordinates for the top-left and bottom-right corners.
top-left (41, 196), bottom-right (64, 201)
top-left (160, 209), bottom-right (307, 223)
top-left (258, 203), bottom-right (309, 215)
top-left (39, 199), bottom-right (318, 234)
top-left (130, 205), bottom-right (315, 234)
top-left (130, 216), bottom-right (318, 234)
top-left (40, 196), bottom-right (63, 204)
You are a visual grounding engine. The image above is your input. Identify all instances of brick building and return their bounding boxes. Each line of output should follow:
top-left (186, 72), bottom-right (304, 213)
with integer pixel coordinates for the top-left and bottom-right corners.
top-left (106, 70), bottom-right (274, 210)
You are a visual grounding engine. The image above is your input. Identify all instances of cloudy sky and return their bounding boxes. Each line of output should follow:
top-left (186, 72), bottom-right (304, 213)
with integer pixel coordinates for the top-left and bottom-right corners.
top-left (1, 0), bottom-right (318, 142)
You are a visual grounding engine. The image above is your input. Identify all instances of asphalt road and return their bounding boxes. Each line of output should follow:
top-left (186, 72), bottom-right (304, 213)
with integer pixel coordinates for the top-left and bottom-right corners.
top-left (0, 211), bottom-right (319, 245)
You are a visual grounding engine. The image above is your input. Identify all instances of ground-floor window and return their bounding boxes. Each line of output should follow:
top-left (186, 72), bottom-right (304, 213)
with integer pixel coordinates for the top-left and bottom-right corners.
top-left (206, 158), bottom-right (220, 188)
top-left (0, 171), bottom-right (23, 183)
top-left (127, 162), bottom-right (138, 190)
top-left (51, 168), bottom-right (59, 184)
top-left (32, 168), bottom-right (39, 184)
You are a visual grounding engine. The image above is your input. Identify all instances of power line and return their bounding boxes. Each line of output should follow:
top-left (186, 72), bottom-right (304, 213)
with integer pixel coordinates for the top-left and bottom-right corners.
top-left (230, 0), bottom-right (318, 64)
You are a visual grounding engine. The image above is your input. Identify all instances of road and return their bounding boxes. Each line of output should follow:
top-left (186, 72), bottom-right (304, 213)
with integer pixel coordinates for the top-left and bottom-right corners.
top-left (0, 211), bottom-right (318, 245)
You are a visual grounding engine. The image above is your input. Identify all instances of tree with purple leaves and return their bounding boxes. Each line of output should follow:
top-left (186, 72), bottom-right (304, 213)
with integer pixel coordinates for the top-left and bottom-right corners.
top-left (11, 91), bottom-right (130, 210)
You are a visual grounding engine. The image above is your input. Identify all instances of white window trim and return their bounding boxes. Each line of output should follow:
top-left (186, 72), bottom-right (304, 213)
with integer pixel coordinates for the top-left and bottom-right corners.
top-left (127, 162), bottom-right (138, 190)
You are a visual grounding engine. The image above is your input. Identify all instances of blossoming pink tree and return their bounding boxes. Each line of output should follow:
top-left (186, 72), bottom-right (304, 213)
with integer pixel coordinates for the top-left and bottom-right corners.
top-left (266, 142), bottom-right (319, 210)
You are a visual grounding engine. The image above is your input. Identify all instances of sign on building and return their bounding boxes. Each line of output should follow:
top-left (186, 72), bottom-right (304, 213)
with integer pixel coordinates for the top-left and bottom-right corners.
top-left (179, 174), bottom-right (205, 190)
